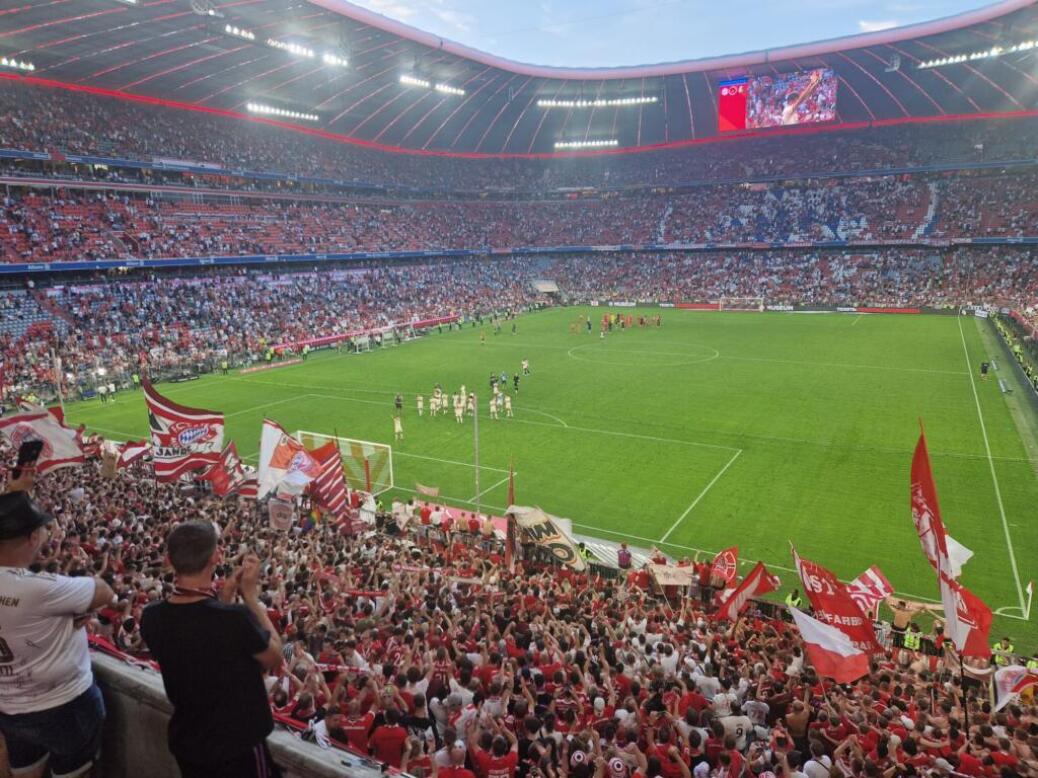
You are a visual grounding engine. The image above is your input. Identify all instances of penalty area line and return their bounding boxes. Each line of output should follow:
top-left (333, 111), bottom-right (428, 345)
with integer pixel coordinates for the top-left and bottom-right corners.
top-left (659, 449), bottom-right (743, 543)
top-left (468, 472), bottom-right (515, 503)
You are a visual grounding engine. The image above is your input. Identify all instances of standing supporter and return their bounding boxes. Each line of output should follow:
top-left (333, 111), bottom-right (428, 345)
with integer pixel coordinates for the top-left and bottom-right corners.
top-left (0, 468), bottom-right (114, 778)
top-left (140, 521), bottom-right (284, 778)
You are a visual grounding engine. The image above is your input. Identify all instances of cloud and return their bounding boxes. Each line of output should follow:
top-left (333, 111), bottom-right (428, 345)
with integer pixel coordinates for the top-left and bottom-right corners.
top-left (349, 0), bottom-right (418, 19)
top-left (857, 19), bottom-right (900, 32)
top-left (431, 6), bottom-right (476, 33)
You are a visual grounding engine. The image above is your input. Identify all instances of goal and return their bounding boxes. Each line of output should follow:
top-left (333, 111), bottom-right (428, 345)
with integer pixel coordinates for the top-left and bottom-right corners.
top-left (295, 430), bottom-right (395, 496)
top-left (719, 296), bottom-right (765, 312)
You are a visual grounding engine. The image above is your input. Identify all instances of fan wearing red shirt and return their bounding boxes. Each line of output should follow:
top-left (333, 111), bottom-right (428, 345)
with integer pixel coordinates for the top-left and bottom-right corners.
top-left (470, 723), bottom-right (519, 778)
top-left (370, 709), bottom-right (409, 767)
top-left (436, 742), bottom-right (477, 778)
top-left (341, 699), bottom-right (376, 753)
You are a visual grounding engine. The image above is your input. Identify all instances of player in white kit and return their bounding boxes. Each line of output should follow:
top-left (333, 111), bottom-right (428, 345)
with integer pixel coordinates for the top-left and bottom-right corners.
top-left (504, 394), bottom-right (513, 417)
top-left (489, 396), bottom-right (498, 419)
top-left (417, 395), bottom-right (424, 416)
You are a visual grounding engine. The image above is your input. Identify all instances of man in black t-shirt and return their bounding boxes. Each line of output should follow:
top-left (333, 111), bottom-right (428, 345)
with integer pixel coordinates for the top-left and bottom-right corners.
top-left (141, 521), bottom-right (284, 778)
top-left (980, 361), bottom-right (990, 381)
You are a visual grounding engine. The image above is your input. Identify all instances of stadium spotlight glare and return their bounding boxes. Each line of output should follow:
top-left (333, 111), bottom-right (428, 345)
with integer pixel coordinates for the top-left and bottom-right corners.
top-left (246, 102), bottom-right (319, 122)
top-left (554, 139), bottom-right (620, 149)
top-left (322, 53), bottom-right (348, 67)
top-left (538, 96), bottom-right (657, 109)
top-left (400, 74), bottom-right (431, 88)
top-left (434, 83), bottom-right (465, 96)
top-left (113, 0), bottom-right (138, 5)
top-left (0, 57), bottom-right (35, 72)
top-left (224, 24), bottom-right (256, 41)
top-left (917, 38), bottom-right (1038, 68)
top-left (267, 39), bottom-right (315, 58)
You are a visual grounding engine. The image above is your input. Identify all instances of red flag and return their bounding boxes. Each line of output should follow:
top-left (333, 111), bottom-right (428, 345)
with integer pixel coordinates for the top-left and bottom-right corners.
top-left (793, 548), bottom-right (883, 654)
top-left (505, 515), bottom-right (517, 574)
top-left (310, 442), bottom-right (348, 521)
top-left (716, 561), bottom-right (780, 621)
top-left (143, 379), bottom-right (224, 481)
top-left (710, 546), bottom-right (739, 586)
top-left (911, 429), bottom-right (991, 657)
top-left (939, 572), bottom-right (993, 658)
top-left (199, 442), bottom-right (246, 497)
top-left (238, 476), bottom-right (259, 500)
top-left (790, 607), bottom-right (870, 683)
top-left (911, 430), bottom-right (972, 577)
top-left (507, 459), bottom-right (515, 507)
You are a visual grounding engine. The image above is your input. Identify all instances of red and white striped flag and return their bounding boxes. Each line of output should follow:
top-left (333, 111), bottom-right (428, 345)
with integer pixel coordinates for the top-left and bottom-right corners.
top-left (310, 442), bottom-right (348, 520)
top-left (143, 379), bottom-right (224, 481)
top-left (116, 440), bottom-right (150, 470)
top-left (847, 565), bottom-right (893, 619)
top-left (716, 561), bottom-right (780, 621)
top-left (790, 606), bottom-right (870, 683)
top-left (199, 442), bottom-right (246, 497)
top-left (238, 475), bottom-right (259, 500)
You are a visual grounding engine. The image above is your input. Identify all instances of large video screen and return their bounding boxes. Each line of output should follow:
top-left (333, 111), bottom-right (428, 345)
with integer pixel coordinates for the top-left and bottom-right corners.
top-left (718, 68), bottom-right (838, 132)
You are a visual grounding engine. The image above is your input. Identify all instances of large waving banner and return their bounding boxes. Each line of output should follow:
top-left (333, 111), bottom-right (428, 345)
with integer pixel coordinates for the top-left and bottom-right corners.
top-left (143, 379), bottom-right (224, 481)
top-left (508, 506), bottom-right (587, 573)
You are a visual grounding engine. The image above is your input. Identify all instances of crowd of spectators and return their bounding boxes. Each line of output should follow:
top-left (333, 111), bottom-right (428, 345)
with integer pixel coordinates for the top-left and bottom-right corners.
top-left (2, 80), bottom-right (1037, 193)
top-left (0, 244), bottom-right (1035, 404)
top-left (11, 449), bottom-right (1036, 777)
top-left (2, 167), bottom-right (1037, 267)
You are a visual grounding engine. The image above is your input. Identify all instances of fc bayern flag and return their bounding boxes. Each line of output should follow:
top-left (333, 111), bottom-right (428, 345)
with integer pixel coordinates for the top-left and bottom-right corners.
top-left (143, 379), bottom-right (224, 481)
top-left (793, 547), bottom-right (883, 654)
top-left (939, 571), bottom-right (993, 658)
top-left (847, 565), bottom-right (893, 619)
top-left (0, 411), bottom-right (84, 473)
top-left (710, 546), bottom-right (739, 586)
top-left (789, 607), bottom-right (870, 683)
top-left (716, 561), bottom-right (780, 622)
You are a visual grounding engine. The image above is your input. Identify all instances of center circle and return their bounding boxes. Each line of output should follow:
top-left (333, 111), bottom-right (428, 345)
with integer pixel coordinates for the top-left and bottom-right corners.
top-left (566, 343), bottom-right (720, 367)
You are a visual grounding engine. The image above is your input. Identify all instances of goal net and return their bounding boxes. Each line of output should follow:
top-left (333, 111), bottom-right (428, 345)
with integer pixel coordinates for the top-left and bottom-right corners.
top-left (295, 430), bottom-right (394, 496)
top-left (719, 296), bottom-right (765, 312)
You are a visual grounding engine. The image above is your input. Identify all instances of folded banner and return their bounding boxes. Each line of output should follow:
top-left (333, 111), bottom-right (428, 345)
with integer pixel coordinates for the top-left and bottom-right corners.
top-left (0, 411), bottom-right (84, 473)
top-left (650, 564), bottom-right (696, 588)
top-left (793, 547), bottom-right (883, 654)
top-left (143, 379), bottom-right (224, 481)
top-left (310, 442), bottom-right (348, 521)
top-left (508, 506), bottom-right (587, 573)
top-left (116, 440), bottom-right (150, 470)
top-left (257, 420), bottom-right (320, 499)
top-left (415, 482), bottom-right (440, 497)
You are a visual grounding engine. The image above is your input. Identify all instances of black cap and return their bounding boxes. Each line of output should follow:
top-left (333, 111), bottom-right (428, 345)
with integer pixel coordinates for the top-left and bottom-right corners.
top-left (0, 492), bottom-right (53, 540)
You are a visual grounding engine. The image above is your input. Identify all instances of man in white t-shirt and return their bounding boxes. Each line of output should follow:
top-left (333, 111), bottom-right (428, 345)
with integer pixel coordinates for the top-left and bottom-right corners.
top-left (803, 742), bottom-right (833, 778)
top-left (0, 474), bottom-right (115, 778)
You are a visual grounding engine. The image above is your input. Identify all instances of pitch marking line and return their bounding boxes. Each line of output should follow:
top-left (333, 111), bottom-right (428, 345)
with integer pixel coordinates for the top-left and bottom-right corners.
top-left (524, 408), bottom-right (568, 427)
top-left (851, 315), bottom-right (864, 327)
top-left (957, 315), bottom-right (1025, 614)
top-left (469, 473), bottom-right (514, 503)
top-left (659, 449), bottom-right (743, 543)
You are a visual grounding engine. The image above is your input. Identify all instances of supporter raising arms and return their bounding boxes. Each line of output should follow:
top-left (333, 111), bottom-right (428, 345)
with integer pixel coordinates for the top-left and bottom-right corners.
top-left (140, 521), bottom-right (283, 778)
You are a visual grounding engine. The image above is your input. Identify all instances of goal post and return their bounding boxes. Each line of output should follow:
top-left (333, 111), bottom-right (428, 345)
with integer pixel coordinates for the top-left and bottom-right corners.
top-left (295, 430), bottom-right (395, 496)
top-left (718, 296), bottom-right (765, 312)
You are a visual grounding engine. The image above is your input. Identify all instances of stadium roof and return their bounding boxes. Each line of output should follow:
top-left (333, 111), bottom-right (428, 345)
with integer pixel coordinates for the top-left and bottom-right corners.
top-left (3, 0), bottom-right (1038, 154)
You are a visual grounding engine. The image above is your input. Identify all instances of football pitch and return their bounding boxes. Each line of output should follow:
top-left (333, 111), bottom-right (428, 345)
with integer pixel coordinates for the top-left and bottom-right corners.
top-left (68, 308), bottom-right (1038, 643)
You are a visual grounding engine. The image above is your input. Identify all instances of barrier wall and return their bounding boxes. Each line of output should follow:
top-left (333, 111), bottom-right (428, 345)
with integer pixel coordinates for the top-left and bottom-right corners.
top-left (93, 652), bottom-right (383, 778)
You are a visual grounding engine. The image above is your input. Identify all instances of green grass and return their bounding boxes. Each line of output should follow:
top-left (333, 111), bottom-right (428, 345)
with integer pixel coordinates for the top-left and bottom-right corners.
top-left (66, 308), bottom-right (1038, 646)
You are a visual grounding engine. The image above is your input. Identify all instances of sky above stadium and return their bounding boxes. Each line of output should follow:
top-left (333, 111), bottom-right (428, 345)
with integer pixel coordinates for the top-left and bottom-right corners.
top-left (348, 0), bottom-right (993, 67)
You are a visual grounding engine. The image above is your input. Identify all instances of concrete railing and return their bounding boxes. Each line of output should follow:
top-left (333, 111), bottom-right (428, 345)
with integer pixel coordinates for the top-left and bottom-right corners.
top-left (92, 653), bottom-right (385, 778)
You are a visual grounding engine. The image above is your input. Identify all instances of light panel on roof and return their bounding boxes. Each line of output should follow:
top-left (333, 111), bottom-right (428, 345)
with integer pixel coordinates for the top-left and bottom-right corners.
top-left (538, 96), bottom-right (657, 109)
top-left (554, 139), bottom-right (619, 149)
top-left (0, 57), bottom-right (34, 72)
top-left (224, 24), bottom-right (256, 42)
top-left (246, 102), bottom-right (319, 122)
top-left (322, 53), bottom-right (348, 67)
top-left (267, 39), bottom-right (314, 59)
top-left (917, 39), bottom-right (1038, 68)
top-left (400, 74), bottom-right (431, 88)
top-left (434, 83), bottom-right (466, 96)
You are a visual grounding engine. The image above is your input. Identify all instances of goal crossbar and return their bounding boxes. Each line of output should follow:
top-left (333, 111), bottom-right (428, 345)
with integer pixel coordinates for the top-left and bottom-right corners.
top-left (295, 430), bottom-right (394, 496)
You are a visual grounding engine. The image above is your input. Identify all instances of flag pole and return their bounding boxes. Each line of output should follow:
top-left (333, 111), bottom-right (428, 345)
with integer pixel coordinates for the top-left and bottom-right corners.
top-left (51, 350), bottom-right (65, 417)
top-left (473, 392), bottom-right (481, 519)
top-left (1025, 581), bottom-right (1034, 621)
